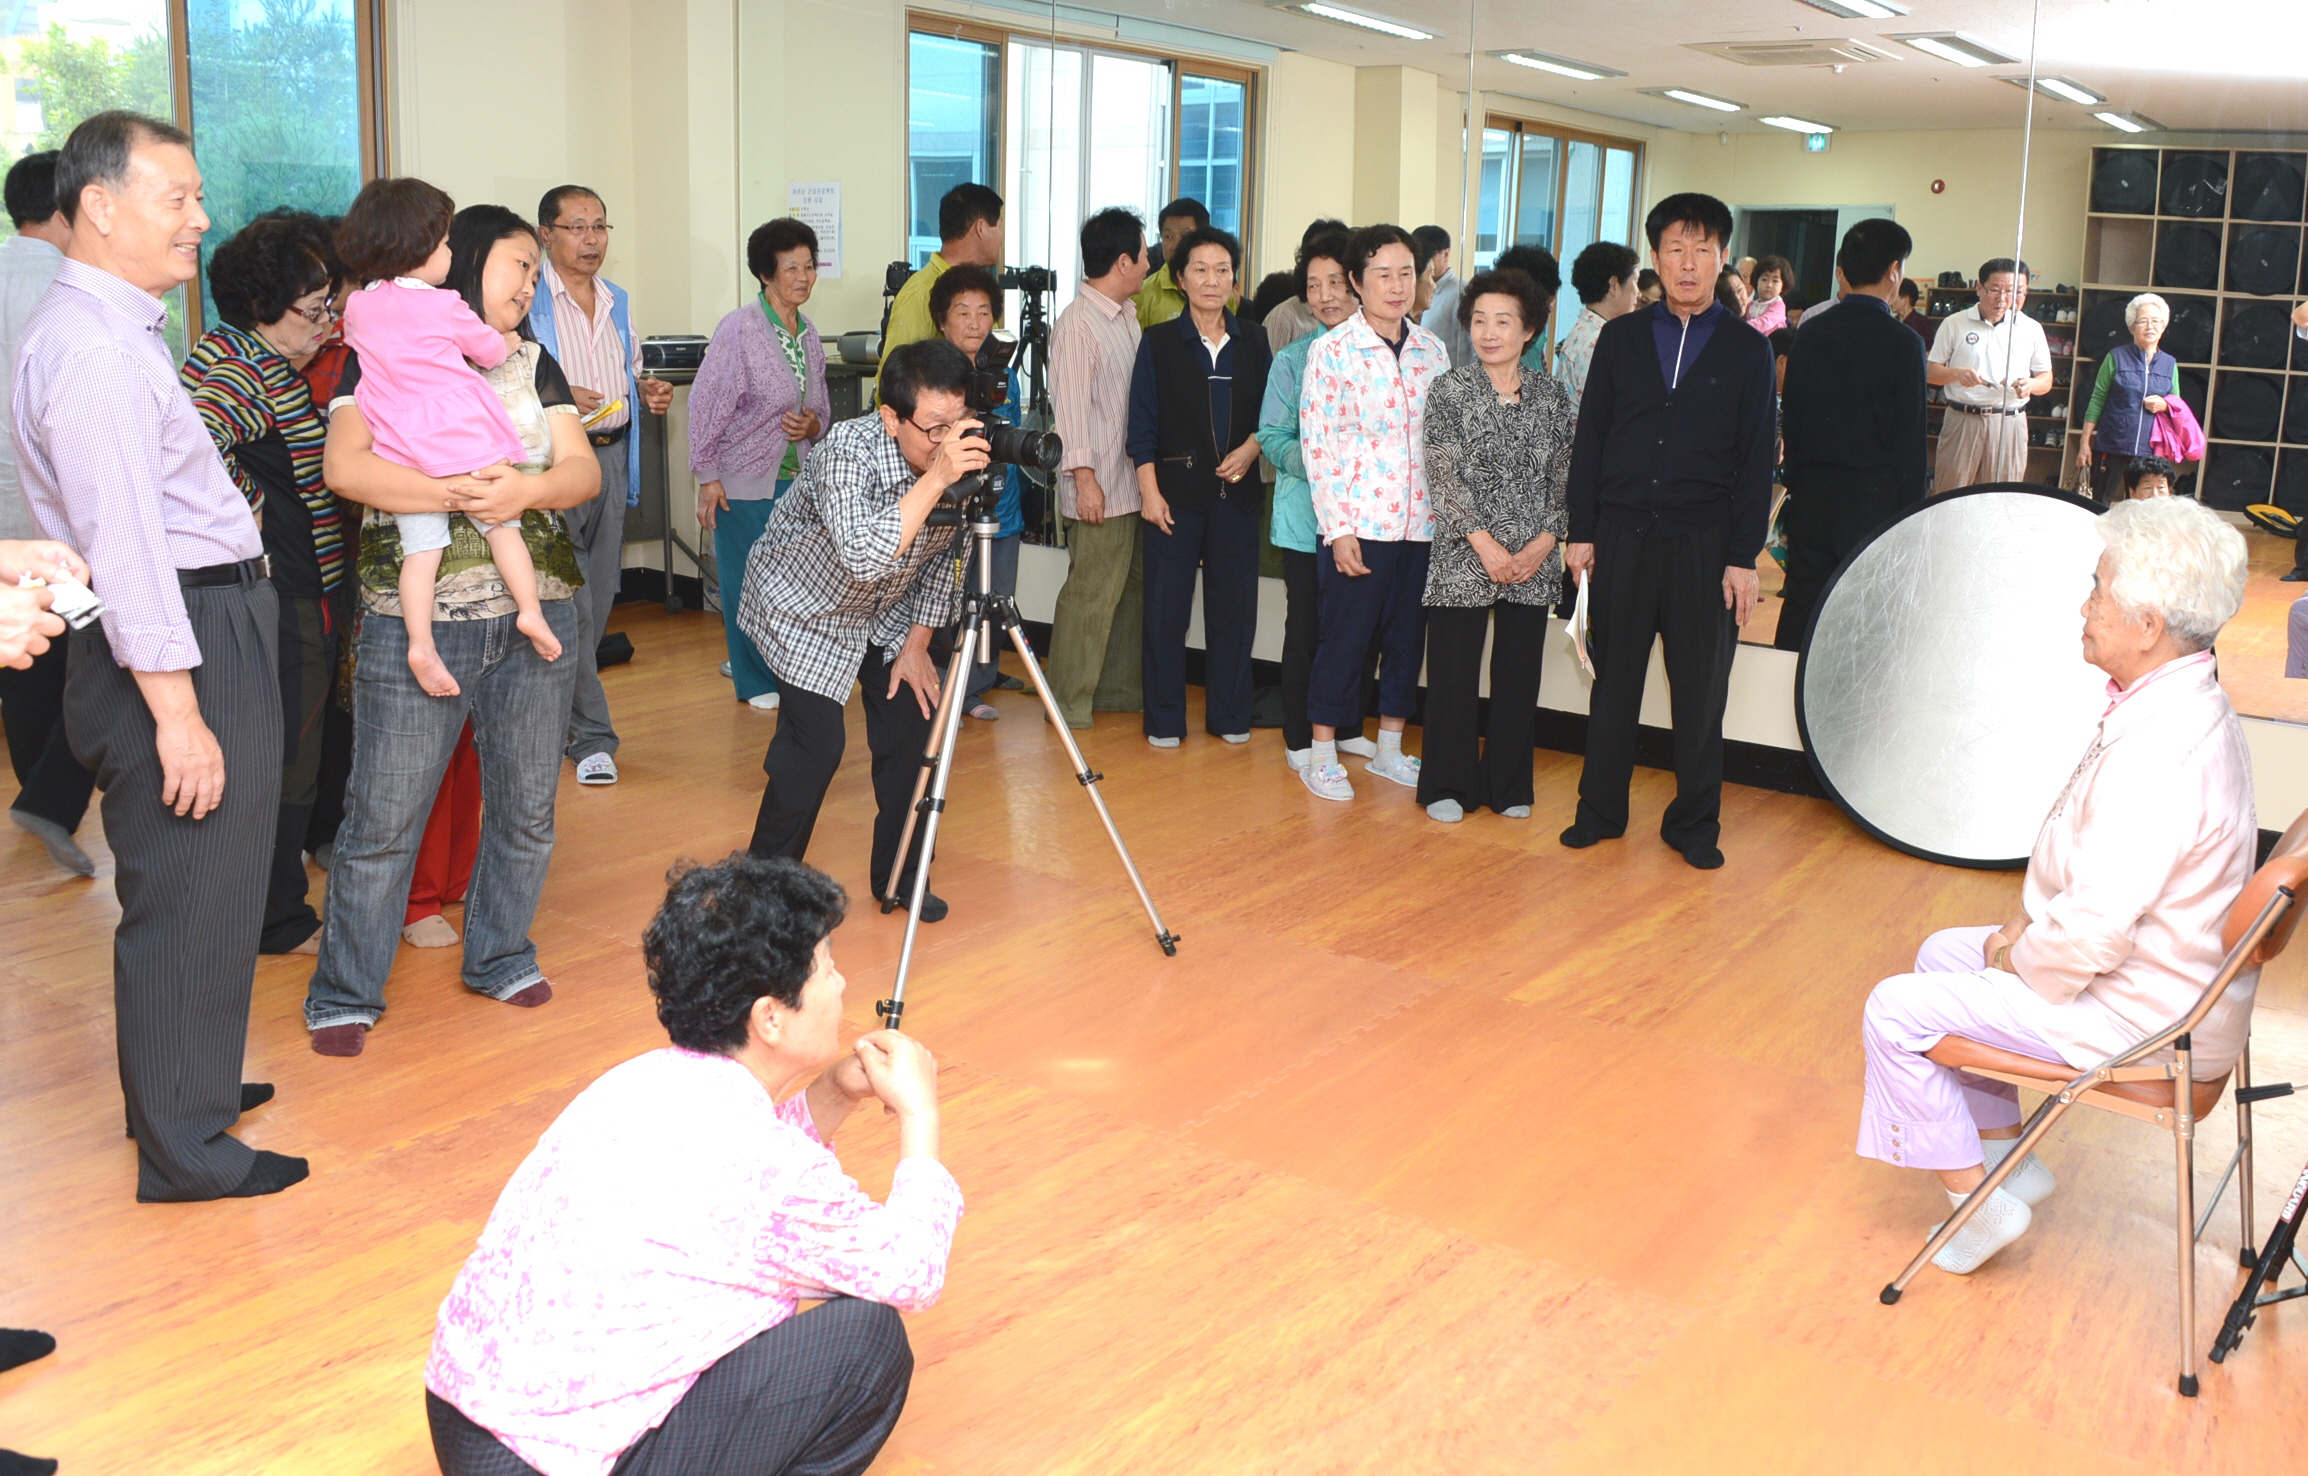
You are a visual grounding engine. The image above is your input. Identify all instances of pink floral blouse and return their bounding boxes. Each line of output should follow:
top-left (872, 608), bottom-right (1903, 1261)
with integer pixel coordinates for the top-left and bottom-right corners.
top-left (1299, 309), bottom-right (1450, 543)
top-left (425, 1047), bottom-right (963, 1476)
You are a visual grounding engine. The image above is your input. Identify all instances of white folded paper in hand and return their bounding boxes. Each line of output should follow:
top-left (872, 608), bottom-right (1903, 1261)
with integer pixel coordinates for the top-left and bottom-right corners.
top-left (18, 570), bottom-right (104, 630)
top-left (1568, 568), bottom-right (1594, 678)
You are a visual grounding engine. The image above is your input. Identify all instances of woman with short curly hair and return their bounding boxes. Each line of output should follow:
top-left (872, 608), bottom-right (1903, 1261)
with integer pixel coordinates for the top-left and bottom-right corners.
top-left (426, 852), bottom-right (959, 1476)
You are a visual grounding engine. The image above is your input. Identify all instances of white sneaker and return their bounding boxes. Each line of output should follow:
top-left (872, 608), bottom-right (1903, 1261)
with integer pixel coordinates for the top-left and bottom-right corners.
top-left (1301, 760), bottom-right (1353, 801)
top-left (1426, 799), bottom-right (1464, 823)
top-left (1930, 1186), bottom-right (2033, 1275)
top-left (747, 691), bottom-right (781, 710)
top-left (1337, 735), bottom-right (1378, 759)
top-left (1367, 749), bottom-right (1421, 787)
top-left (575, 752), bottom-right (618, 786)
top-left (1147, 735), bottom-right (1181, 749)
top-left (1286, 746), bottom-right (1313, 773)
top-left (1220, 732), bottom-right (1250, 744)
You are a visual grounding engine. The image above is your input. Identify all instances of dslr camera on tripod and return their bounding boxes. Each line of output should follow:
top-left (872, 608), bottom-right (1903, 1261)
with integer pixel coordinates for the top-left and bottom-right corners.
top-left (936, 334), bottom-right (1062, 524)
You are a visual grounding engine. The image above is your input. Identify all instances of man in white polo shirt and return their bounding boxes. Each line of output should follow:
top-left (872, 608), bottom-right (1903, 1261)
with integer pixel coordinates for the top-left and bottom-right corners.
top-left (1927, 257), bottom-right (2051, 493)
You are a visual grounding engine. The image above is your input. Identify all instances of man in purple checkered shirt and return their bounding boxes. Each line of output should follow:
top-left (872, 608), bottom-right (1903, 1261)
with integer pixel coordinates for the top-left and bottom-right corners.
top-left (13, 111), bottom-right (309, 1203)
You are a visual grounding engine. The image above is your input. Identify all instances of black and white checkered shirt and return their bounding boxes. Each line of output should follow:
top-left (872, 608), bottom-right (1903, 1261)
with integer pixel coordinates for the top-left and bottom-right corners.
top-left (736, 414), bottom-right (961, 702)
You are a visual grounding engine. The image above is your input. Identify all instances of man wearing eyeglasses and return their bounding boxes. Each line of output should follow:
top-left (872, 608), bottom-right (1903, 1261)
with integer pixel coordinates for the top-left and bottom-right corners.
top-left (1926, 257), bottom-right (2051, 494)
top-left (737, 339), bottom-right (986, 923)
top-left (530, 184), bottom-right (674, 788)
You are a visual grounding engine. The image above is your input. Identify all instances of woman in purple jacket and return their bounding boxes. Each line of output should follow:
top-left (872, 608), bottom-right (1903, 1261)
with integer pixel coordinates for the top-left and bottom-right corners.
top-left (692, 218), bottom-right (833, 710)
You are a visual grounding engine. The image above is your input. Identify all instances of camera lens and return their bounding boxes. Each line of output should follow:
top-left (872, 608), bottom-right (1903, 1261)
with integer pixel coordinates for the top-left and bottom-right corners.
top-left (981, 425), bottom-right (1062, 469)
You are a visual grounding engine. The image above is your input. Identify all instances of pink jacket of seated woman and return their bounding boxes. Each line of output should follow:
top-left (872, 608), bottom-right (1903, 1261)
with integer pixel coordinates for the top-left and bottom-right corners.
top-left (342, 277), bottom-right (527, 477)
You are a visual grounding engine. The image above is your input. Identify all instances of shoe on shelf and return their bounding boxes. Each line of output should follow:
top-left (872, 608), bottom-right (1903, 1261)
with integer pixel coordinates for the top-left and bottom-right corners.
top-left (1219, 732), bottom-right (1250, 744)
top-left (746, 691), bottom-right (781, 710)
top-left (1336, 734), bottom-right (1378, 760)
top-left (1929, 1186), bottom-right (2033, 1275)
top-left (1147, 735), bottom-right (1181, 749)
top-left (8, 809), bottom-right (94, 877)
top-left (402, 913), bottom-right (460, 948)
top-left (1426, 799), bottom-right (1464, 823)
top-left (575, 752), bottom-right (618, 786)
top-left (1300, 760), bottom-right (1354, 802)
top-left (1285, 747), bottom-right (1313, 773)
top-left (1366, 749), bottom-right (1420, 787)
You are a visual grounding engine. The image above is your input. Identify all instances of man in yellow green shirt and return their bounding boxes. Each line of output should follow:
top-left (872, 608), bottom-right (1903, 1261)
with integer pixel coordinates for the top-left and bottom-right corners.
top-left (879, 182), bottom-right (1004, 392)
top-left (1135, 197), bottom-right (1239, 328)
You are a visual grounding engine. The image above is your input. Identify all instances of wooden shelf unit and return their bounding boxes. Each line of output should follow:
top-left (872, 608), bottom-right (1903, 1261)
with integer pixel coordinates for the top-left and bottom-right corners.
top-left (2071, 145), bottom-right (2308, 510)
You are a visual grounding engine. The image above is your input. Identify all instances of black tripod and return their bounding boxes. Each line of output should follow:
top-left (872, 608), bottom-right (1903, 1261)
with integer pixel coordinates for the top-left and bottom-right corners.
top-left (873, 496), bottom-right (1179, 1031)
top-left (2211, 1149), bottom-right (2308, 1364)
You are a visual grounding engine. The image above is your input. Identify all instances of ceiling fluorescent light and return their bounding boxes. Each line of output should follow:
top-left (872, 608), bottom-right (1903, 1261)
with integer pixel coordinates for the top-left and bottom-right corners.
top-left (1892, 32), bottom-right (2019, 67)
top-left (2001, 75), bottom-right (2104, 105)
top-left (1658, 88), bottom-right (1745, 113)
top-left (1492, 49), bottom-right (1625, 81)
top-left (1292, 2), bottom-right (1435, 41)
top-left (2094, 111), bottom-right (2161, 134)
top-left (1760, 115), bottom-right (1836, 133)
top-left (1796, 0), bottom-right (1907, 18)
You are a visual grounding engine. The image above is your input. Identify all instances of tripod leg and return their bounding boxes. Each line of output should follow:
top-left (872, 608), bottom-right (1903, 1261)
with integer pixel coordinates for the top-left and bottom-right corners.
top-left (880, 613), bottom-right (980, 913)
top-left (879, 630), bottom-right (976, 1031)
top-left (2211, 1155), bottom-right (2308, 1362)
top-left (998, 601), bottom-right (1180, 957)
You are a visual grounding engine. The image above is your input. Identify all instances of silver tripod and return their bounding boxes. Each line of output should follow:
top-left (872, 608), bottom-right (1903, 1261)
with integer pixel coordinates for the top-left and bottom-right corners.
top-left (875, 500), bottom-right (1179, 1031)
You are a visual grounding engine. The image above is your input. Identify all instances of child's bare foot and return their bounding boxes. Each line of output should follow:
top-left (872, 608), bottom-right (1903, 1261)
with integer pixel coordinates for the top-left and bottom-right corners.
top-left (407, 644), bottom-right (461, 696)
top-left (516, 609), bottom-right (563, 663)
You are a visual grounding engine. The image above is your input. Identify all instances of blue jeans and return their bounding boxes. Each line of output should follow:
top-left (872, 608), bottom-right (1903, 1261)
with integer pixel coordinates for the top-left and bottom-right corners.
top-left (714, 484), bottom-right (787, 701)
top-left (963, 531), bottom-right (1022, 703)
top-left (303, 600), bottom-right (581, 1029)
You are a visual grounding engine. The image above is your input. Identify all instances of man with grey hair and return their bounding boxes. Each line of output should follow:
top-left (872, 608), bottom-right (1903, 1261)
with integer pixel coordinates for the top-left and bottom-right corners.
top-left (15, 110), bottom-right (306, 1200)
top-left (1852, 493), bottom-right (2251, 1275)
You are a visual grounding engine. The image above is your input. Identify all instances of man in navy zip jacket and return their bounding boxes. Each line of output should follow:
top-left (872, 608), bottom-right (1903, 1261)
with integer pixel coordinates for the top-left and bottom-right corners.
top-left (1560, 192), bottom-right (1776, 870)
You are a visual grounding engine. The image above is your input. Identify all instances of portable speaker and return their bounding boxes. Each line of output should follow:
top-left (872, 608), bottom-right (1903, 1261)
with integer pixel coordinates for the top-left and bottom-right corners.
top-left (2228, 227), bottom-right (2300, 296)
top-left (2155, 223), bottom-right (2221, 290)
top-left (2234, 153), bottom-right (2307, 222)
top-left (2214, 373), bottom-right (2283, 442)
top-left (2161, 152), bottom-right (2230, 218)
top-left (2091, 149), bottom-right (2159, 215)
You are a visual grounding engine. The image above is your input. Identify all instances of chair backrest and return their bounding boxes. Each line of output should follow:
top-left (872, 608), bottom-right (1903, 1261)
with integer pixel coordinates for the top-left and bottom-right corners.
top-left (2221, 809), bottom-right (2308, 965)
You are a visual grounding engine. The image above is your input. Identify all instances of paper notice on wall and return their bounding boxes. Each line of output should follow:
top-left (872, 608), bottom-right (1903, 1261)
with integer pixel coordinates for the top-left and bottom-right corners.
top-left (787, 181), bottom-right (842, 279)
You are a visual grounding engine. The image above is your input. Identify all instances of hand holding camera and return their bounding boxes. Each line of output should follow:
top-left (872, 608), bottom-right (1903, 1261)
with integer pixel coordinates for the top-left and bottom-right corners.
top-left (930, 418), bottom-right (992, 492)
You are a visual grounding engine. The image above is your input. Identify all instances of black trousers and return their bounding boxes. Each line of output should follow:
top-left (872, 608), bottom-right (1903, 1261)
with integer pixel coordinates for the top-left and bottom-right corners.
top-left (304, 579), bottom-right (359, 855)
top-left (260, 593), bottom-right (336, 952)
top-left (1310, 538), bottom-right (1428, 729)
top-left (750, 646), bottom-right (933, 894)
top-left (426, 1298), bottom-right (914, 1476)
top-left (1417, 601), bottom-right (1547, 813)
top-left (1142, 491), bottom-right (1259, 738)
top-left (0, 633), bottom-right (97, 831)
top-left (1574, 518), bottom-right (1736, 852)
top-left (67, 577), bottom-right (281, 1200)
top-left (1279, 548), bottom-right (1375, 750)
top-left (1772, 465), bottom-right (1902, 653)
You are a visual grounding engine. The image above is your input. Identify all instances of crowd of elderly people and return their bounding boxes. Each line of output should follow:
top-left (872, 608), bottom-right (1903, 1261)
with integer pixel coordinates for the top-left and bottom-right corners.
top-left (0, 107), bottom-right (2295, 1476)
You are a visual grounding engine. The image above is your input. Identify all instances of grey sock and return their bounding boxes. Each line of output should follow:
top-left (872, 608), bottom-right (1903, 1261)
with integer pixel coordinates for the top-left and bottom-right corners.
top-left (9, 809), bottom-right (93, 877)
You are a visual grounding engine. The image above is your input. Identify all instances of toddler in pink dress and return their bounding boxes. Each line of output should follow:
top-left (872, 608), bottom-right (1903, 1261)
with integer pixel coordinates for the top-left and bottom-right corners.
top-left (338, 179), bottom-right (558, 697)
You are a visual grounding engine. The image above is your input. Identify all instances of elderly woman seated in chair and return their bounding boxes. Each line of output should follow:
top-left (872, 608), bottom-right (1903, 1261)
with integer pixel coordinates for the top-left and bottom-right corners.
top-left (1859, 495), bottom-right (2254, 1274)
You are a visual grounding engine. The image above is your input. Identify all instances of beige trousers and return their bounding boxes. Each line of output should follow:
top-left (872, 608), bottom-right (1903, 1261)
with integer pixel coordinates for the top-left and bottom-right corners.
top-left (1931, 408), bottom-right (2029, 494)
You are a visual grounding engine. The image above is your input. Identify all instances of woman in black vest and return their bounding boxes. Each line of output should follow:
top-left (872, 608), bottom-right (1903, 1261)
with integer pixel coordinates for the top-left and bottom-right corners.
top-left (1125, 226), bottom-right (1272, 748)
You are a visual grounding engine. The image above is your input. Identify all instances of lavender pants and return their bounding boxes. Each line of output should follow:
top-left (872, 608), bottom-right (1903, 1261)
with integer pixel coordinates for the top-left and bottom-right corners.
top-left (1858, 926), bottom-right (2071, 1171)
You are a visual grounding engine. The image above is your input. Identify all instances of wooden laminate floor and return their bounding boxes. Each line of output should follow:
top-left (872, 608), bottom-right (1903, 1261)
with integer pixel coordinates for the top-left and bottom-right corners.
top-left (6, 603), bottom-right (2308, 1474)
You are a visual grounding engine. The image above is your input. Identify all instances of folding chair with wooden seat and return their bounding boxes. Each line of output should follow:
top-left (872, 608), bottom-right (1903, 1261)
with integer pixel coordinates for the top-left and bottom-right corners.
top-left (1878, 811), bottom-right (2308, 1396)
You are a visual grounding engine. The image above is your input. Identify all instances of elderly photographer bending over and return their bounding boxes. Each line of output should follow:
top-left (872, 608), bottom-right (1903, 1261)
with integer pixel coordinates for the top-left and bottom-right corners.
top-left (1858, 495), bottom-right (2253, 1274)
top-left (739, 338), bottom-right (981, 922)
top-left (426, 852), bottom-right (959, 1476)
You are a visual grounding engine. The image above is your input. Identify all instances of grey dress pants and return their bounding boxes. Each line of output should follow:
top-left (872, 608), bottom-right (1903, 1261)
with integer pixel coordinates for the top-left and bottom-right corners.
top-left (563, 440), bottom-right (628, 760)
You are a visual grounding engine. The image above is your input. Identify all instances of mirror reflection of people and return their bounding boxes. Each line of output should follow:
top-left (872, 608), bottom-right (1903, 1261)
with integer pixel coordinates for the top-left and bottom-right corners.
top-left (1129, 226), bottom-right (1271, 749)
top-left (741, 339), bottom-right (979, 923)
top-left (1557, 241), bottom-right (1642, 415)
top-left (1744, 253), bottom-right (1793, 335)
top-left (425, 853), bottom-right (959, 1476)
top-left (878, 181), bottom-right (1002, 380)
top-left (1417, 270), bottom-right (1572, 824)
top-left (928, 265), bottom-right (1026, 721)
top-left (1773, 218), bottom-right (1926, 653)
top-left (1895, 278), bottom-right (1933, 345)
top-left (2076, 293), bottom-right (2178, 506)
top-left (690, 217), bottom-right (831, 713)
top-left (1926, 257), bottom-right (2052, 494)
top-left (1560, 193), bottom-right (1776, 870)
top-left (1636, 268), bottom-right (1663, 304)
top-left (1856, 496), bottom-right (2251, 1274)
top-left (1714, 267), bottom-right (1751, 320)
top-left (1414, 224), bottom-right (1465, 366)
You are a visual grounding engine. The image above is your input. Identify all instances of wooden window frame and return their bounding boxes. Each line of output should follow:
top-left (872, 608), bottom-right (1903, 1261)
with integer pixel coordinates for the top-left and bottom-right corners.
top-left (1480, 112), bottom-right (1645, 266)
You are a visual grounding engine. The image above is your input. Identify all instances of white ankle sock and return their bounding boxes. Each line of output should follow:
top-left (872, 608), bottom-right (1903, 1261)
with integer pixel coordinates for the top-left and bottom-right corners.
top-left (1377, 730), bottom-right (1402, 755)
top-left (1312, 739), bottom-right (1337, 766)
top-left (1980, 1136), bottom-right (2056, 1207)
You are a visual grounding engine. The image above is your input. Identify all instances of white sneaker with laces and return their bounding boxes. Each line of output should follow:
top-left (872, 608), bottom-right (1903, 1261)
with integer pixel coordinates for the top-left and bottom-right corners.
top-left (1930, 1186), bottom-right (2033, 1275)
top-left (1367, 749), bottom-right (1421, 787)
top-left (1337, 735), bottom-right (1378, 759)
top-left (1301, 760), bottom-right (1353, 801)
top-left (1286, 747), bottom-right (1313, 773)
top-left (575, 752), bottom-right (618, 786)
top-left (747, 691), bottom-right (781, 710)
